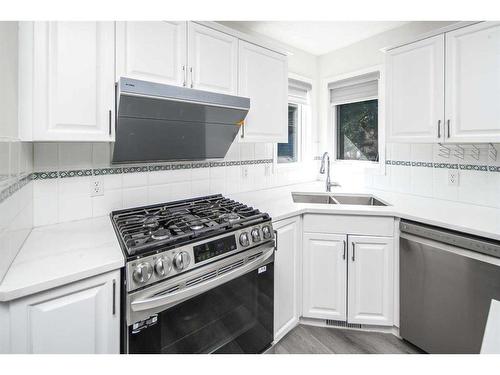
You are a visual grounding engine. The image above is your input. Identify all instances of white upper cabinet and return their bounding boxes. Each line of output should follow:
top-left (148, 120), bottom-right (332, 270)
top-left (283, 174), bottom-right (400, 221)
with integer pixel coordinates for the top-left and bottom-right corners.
top-left (445, 22), bottom-right (500, 143)
top-left (347, 236), bottom-right (393, 326)
top-left (386, 21), bottom-right (500, 144)
top-left (386, 35), bottom-right (445, 143)
top-left (302, 232), bottom-right (347, 321)
top-left (7, 271), bottom-right (119, 354)
top-left (238, 41), bottom-right (288, 143)
top-left (25, 22), bottom-right (116, 142)
top-left (187, 22), bottom-right (238, 94)
top-left (116, 21), bottom-right (187, 86)
top-left (273, 217), bottom-right (301, 342)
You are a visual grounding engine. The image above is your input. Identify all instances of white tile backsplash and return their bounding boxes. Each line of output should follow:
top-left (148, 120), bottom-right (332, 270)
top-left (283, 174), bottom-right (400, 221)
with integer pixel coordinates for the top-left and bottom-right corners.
top-left (0, 138), bottom-right (33, 282)
top-left (28, 138), bottom-right (317, 226)
top-left (365, 142), bottom-right (500, 209)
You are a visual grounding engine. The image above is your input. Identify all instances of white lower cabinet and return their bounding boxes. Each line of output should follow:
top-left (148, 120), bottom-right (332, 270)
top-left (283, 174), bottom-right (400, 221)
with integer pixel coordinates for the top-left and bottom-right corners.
top-left (273, 217), bottom-right (301, 342)
top-left (347, 236), bottom-right (394, 326)
top-left (4, 270), bottom-right (120, 354)
top-left (302, 233), bottom-right (347, 321)
top-left (301, 215), bottom-right (395, 327)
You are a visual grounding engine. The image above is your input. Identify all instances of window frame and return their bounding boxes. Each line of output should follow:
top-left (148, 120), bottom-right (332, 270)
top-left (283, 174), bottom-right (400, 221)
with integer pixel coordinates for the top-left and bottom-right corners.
top-left (325, 65), bottom-right (386, 174)
top-left (274, 73), bottom-right (313, 170)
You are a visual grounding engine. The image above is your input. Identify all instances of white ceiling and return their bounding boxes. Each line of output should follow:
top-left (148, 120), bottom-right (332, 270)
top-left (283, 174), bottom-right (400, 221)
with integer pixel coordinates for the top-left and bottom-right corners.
top-left (225, 21), bottom-right (408, 55)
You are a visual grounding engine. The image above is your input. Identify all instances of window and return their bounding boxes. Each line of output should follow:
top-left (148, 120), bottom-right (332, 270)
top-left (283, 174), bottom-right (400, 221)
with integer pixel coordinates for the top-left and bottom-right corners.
top-left (277, 78), bottom-right (311, 164)
top-left (337, 99), bottom-right (378, 161)
top-left (278, 104), bottom-right (299, 163)
top-left (330, 71), bottom-right (380, 163)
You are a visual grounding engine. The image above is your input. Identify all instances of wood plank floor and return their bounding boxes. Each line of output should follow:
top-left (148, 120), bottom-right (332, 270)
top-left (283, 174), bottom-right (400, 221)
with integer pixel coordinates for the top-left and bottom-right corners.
top-left (269, 324), bottom-right (424, 354)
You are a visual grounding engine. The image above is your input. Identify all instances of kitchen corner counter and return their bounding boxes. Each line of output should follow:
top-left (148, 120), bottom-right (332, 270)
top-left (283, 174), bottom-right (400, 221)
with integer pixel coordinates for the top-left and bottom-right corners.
top-left (0, 216), bottom-right (124, 302)
top-left (227, 181), bottom-right (500, 242)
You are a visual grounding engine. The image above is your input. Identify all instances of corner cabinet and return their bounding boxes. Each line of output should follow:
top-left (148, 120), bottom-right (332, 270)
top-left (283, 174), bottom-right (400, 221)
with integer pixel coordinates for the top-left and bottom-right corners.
top-left (19, 21), bottom-right (116, 142)
top-left (386, 21), bottom-right (500, 144)
top-left (238, 41), bottom-right (288, 143)
top-left (273, 217), bottom-right (301, 342)
top-left (2, 271), bottom-right (120, 354)
top-left (301, 214), bottom-right (394, 327)
top-left (347, 236), bottom-right (394, 326)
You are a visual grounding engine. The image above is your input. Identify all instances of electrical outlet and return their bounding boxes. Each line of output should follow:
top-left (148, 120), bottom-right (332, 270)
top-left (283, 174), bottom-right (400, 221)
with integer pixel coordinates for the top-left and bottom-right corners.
top-left (448, 169), bottom-right (459, 186)
top-left (90, 178), bottom-right (104, 197)
top-left (241, 165), bottom-right (249, 179)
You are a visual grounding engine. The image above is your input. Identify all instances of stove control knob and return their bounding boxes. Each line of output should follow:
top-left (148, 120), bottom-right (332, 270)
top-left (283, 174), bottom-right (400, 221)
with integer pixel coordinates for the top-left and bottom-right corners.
top-left (251, 228), bottom-right (261, 242)
top-left (154, 257), bottom-right (172, 277)
top-left (133, 262), bottom-right (153, 284)
top-left (239, 232), bottom-right (250, 247)
top-left (173, 251), bottom-right (191, 271)
top-left (262, 225), bottom-right (272, 239)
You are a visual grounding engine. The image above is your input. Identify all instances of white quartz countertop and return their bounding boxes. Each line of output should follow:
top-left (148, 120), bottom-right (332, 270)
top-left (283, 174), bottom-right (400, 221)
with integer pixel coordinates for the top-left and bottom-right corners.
top-left (228, 181), bottom-right (500, 241)
top-left (0, 216), bottom-right (124, 302)
top-left (1, 181), bottom-right (499, 302)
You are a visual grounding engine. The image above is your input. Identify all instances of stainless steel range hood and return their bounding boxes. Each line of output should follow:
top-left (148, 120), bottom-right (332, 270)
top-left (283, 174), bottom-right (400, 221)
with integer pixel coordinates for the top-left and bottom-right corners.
top-left (112, 78), bottom-right (250, 164)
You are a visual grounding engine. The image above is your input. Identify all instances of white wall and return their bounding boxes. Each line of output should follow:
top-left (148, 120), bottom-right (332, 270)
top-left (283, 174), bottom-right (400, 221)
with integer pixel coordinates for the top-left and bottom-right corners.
top-left (0, 21), bottom-right (34, 282)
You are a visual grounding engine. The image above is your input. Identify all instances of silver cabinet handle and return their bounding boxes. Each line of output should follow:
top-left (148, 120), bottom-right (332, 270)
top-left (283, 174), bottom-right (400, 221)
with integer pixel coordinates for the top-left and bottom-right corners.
top-left (437, 120), bottom-right (441, 138)
top-left (351, 243), bottom-right (355, 261)
top-left (274, 230), bottom-right (278, 252)
top-left (108, 110), bottom-right (112, 135)
top-left (131, 247), bottom-right (275, 312)
top-left (342, 240), bottom-right (346, 260)
top-left (190, 67), bottom-right (194, 88)
top-left (182, 65), bottom-right (186, 87)
top-left (112, 279), bottom-right (116, 315)
top-left (447, 119), bottom-right (451, 138)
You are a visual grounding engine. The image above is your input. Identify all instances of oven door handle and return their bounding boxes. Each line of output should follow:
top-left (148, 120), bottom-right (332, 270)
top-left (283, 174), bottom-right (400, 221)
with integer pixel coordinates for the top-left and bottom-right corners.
top-left (130, 246), bottom-right (275, 313)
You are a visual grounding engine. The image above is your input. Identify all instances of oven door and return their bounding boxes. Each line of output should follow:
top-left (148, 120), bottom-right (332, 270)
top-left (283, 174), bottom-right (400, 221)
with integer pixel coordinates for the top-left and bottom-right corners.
top-left (126, 244), bottom-right (274, 354)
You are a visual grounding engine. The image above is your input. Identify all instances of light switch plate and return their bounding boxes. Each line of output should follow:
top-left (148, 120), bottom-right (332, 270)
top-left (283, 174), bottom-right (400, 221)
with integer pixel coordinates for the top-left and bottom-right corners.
top-left (448, 169), bottom-right (460, 186)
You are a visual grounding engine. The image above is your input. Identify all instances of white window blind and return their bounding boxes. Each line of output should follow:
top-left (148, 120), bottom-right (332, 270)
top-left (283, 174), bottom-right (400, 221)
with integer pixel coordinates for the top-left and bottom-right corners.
top-left (329, 71), bottom-right (379, 105)
top-left (288, 78), bottom-right (312, 104)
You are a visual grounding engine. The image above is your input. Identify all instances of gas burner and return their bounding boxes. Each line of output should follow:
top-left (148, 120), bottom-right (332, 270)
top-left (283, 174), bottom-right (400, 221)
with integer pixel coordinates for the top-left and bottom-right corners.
top-left (143, 216), bottom-right (160, 230)
top-left (151, 228), bottom-right (170, 241)
top-left (190, 223), bottom-right (205, 231)
top-left (220, 212), bottom-right (240, 223)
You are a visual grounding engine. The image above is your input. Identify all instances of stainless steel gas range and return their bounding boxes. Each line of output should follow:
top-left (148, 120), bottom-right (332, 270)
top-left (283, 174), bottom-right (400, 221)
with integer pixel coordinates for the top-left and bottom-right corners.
top-left (111, 194), bottom-right (276, 354)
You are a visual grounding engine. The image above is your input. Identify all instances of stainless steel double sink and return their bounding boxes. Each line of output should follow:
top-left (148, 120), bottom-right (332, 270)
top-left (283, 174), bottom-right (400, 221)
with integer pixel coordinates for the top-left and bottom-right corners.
top-left (292, 192), bottom-right (390, 206)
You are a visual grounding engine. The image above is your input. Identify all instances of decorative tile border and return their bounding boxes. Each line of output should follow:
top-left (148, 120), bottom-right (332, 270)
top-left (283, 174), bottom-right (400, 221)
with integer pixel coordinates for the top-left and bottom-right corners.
top-left (59, 169), bottom-right (92, 178)
top-left (0, 173), bottom-right (33, 204)
top-left (31, 159), bottom-right (275, 180)
top-left (386, 159), bottom-right (495, 172)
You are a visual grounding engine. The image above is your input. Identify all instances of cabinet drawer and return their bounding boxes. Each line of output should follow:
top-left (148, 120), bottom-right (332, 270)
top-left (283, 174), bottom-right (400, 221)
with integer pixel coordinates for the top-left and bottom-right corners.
top-left (303, 214), bottom-right (394, 237)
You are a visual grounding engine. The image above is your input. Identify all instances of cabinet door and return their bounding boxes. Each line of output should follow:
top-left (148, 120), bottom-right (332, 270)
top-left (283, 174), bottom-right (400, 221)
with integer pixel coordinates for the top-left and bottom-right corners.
top-left (8, 271), bottom-right (120, 354)
top-left (238, 41), bottom-right (288, 143)
top-left (302, 232), bottom-right (347, 320)
top-left (116, 21), bottom-right (187, 86)
top-left (386, 35), bottom-right (445, 143)
top-left (347, 236), bottom-right (393, 326)
top-left (273, 217), bottom-right (301, 342)
top-left (187, 23), bottom-right (238, 94)
top-left (33, 22), bottom-right (115, 141)
top-left (445, 22), bottom-right (500, 143)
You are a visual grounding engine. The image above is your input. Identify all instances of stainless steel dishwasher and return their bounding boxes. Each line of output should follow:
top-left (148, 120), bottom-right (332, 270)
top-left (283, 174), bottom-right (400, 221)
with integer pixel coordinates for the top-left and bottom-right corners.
top-left (400, 220), bottom-right (500, 354)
